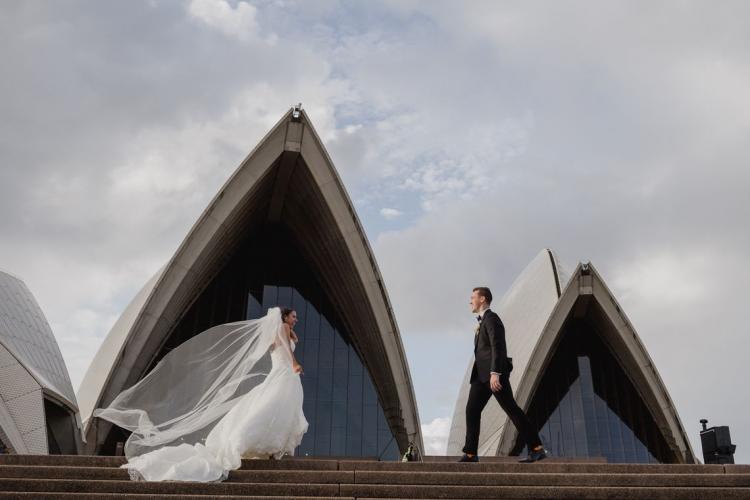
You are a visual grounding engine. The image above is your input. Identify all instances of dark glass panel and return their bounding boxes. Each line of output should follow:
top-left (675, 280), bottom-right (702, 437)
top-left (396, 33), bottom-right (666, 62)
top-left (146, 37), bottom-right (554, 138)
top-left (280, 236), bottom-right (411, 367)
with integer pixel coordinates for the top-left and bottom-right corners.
top-left (314, 317), bottom-right (334, 455)
top-left (331, 328), bottom-right (349, 456)
top-left (226, 277), bottom-right (247, 322)
top-left (246, 292), bottom-right (262, 320)
top-left (210, 273), bottom-right (230, 324)
top-left (346, 345), bottom-right (364, 457)
top-left (377, 401), bottom-right (395, 458)
top-left (261, 285), bottom-right (278, 310)
top-left (362, 375), bottom-right (379, 457)
top-left (44, 398), bottom-right (78, 455)
top-left (578, 357), bottom-right (601, 458)
top-left (514, 318), bottom-right (674, 463)
top-left (276, 286), bottom-right (293, 310)
top-left (291, 288), bottom-right (306, 360)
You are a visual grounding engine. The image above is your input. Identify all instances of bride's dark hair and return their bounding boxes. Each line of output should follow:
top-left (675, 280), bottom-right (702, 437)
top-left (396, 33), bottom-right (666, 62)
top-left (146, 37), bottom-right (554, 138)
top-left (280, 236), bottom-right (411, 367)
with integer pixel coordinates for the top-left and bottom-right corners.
top-left (280, 307), bottom-right (294, 321)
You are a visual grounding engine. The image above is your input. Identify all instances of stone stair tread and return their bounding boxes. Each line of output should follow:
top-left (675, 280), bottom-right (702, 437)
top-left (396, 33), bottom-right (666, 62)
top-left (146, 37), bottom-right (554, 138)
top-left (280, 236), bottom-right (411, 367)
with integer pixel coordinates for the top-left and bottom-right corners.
top-left (0, 478), bottom-right (340, 496)
top-left (0, 455), bottom-right (747, 499)
top-left (339, 460), bottom-right (729, 474)
top-left (0, 466), bottom-right (748, 488)
top-left (423, 455), bottom-right (607, 463)
top-left (0, 465), bottom-right (351, 483)
top-left (353, 470), bottom-right (750, 487)
top-left (0, 455), bottom-right (339, 470)
top-left (0, 494), bottom-right (346, 500)
top-left (343, 484), bottom-right (750, 499)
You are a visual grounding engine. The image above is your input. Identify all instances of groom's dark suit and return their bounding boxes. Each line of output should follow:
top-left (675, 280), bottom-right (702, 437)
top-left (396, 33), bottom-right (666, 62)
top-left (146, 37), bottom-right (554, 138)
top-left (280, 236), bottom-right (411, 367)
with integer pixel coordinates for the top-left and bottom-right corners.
top-left (463, 309), bottom-right (542, 455)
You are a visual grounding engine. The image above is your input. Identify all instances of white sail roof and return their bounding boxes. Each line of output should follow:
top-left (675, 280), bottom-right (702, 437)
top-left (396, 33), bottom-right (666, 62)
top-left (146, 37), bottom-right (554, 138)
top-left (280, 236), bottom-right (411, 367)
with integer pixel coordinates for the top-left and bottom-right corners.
top-left (0, 270), bottom-right (78, 410)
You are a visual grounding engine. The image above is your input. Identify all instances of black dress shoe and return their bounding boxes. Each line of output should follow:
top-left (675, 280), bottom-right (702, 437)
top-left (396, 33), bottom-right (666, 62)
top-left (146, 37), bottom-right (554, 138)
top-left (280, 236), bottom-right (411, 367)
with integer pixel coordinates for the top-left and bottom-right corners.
top-left (518, 447), bottom-right (548, 463)
top-left (458, 453), bottom-right (479, 462)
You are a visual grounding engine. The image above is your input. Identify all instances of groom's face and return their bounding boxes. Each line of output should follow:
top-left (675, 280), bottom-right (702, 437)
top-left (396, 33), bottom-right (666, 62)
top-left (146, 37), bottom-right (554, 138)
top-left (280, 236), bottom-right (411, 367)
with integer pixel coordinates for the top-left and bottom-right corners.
top-left (470, 291), bottom-right (485, 314)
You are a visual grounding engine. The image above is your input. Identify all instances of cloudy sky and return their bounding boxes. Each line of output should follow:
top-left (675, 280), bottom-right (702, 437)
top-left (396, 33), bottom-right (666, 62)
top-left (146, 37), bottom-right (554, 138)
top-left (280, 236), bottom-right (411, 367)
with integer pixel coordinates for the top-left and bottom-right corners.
top-left (2, 0), bottom-right (749, 461)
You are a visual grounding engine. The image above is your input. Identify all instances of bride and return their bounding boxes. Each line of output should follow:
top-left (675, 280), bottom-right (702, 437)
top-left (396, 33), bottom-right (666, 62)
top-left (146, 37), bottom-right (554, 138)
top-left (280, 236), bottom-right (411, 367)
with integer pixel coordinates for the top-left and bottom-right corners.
top-left (93, 307), bottom-right (308, 482)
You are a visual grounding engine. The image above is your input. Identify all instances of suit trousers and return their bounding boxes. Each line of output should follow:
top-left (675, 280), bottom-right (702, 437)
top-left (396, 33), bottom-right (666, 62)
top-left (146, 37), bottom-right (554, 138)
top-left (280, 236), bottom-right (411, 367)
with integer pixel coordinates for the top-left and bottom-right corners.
top-left (462, 373), bottom-right (542, 455)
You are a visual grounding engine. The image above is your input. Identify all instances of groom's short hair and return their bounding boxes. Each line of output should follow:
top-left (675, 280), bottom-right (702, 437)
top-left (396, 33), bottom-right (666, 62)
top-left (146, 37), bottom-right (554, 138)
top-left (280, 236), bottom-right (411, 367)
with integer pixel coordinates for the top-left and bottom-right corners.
top-left (473, 287), bottom-right (493, 304)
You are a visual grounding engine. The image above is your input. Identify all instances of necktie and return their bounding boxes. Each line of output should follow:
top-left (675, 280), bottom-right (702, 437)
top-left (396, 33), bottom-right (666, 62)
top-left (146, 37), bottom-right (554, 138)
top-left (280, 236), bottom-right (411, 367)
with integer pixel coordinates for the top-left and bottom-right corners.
top-left (476, 315), bottom-right (482, 322)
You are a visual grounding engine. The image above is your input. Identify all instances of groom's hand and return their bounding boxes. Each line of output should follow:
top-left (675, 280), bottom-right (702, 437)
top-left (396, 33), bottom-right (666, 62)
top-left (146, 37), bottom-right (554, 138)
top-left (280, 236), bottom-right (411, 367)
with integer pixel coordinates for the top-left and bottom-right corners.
top-left (490, 373), bottom-right (502, 392)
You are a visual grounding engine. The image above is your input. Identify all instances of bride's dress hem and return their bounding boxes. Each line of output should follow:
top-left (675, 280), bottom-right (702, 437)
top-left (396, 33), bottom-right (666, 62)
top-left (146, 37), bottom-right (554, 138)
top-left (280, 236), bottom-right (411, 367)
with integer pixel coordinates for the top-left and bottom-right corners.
top-left (119, 345), bottom-right (308, 482)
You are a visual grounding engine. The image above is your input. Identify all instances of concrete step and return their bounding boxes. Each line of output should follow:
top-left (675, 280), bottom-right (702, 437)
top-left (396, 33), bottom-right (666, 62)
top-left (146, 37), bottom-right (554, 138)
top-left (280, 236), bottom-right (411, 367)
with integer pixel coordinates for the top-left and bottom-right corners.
top-left (342, 484), bottom-right (750, 499)
top-left (2, 465), bottom-right (748, 488)
top-left (0, 455), bottom-right (126, 467)
top-left (0, 455), bottom-right (339, 470)
top-left (354, 471), bottom-right (750, 487)
top-left (2, 479), bottom-right (748, 499)
top-left (0, 465), bottom-right (353, 483)
top-left (423, 455), bottom-right (607, 463)
top-left (0, 455), bottom-right (747, 499)
top-left (339, 460), bottom-right (730, 474)
top-left (2, 455), bottom-right (742, 475)
top-left (0, 495), bottom-right (346, 500)
top-left (0, 478), bottom-right (340, 496)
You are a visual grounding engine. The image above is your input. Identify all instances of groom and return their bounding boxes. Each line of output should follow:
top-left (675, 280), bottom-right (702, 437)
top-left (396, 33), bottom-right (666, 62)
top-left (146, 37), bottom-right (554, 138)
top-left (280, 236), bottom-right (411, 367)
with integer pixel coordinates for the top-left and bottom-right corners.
top-left (459, 287), bottom-right (548, 463)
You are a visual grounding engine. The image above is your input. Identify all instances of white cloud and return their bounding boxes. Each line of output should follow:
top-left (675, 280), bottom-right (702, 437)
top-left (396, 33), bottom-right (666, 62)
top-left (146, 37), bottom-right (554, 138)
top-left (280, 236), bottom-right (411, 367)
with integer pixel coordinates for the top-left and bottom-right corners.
top-left (421, 417), bottom-right (451, 456)
top-left (610, 251), bottom-right (714, 307)
top-left (188, 0), bottom-right (266, 42)
top-left (379, 207), bottom-right (403, 219)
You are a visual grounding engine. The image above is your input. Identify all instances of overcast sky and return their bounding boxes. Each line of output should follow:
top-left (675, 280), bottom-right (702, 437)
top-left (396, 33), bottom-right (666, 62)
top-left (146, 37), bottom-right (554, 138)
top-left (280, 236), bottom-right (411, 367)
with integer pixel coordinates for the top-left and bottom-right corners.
top-left (2, 0), bottom-right (749, 462)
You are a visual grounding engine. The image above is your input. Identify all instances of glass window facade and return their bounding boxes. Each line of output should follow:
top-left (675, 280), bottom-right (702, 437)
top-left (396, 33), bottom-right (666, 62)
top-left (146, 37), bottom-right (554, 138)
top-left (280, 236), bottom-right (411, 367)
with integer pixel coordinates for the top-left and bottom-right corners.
top-left (44, 398), bottom-right (78, 455)
top-left (250, 285), bottom-right (398, 459)
top-left (513, 318), bottom-right (675, 463)
top-left (129, 226), bottom-right (399, 459)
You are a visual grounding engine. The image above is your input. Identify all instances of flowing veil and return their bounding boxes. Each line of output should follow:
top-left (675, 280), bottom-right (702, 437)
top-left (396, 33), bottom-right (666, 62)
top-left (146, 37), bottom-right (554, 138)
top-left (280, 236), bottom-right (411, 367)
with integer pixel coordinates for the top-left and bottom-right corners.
top-left (93, 307), bottom-right (292, 463)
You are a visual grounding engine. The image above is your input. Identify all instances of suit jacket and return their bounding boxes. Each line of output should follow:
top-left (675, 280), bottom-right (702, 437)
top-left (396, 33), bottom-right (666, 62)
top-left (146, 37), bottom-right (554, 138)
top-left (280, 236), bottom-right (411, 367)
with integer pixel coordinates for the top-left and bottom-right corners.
top-left (470, 309), bottom-right (511, 384)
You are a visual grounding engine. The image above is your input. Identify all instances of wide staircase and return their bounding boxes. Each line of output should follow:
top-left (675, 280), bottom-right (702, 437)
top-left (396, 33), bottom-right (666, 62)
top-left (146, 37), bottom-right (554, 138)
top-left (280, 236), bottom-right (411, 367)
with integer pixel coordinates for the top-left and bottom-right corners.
top-left (0, 454), bottom-right (748, 499)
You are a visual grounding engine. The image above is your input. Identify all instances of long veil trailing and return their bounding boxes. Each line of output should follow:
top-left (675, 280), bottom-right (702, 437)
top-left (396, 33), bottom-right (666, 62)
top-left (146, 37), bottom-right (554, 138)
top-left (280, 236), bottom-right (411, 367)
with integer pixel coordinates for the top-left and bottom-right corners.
top-left (93, 307), bottom-right (294, 470)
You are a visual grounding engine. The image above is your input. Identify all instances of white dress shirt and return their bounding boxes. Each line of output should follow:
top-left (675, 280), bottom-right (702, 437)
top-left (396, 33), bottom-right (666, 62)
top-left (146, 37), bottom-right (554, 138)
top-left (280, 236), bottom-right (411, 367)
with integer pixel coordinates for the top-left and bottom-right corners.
top-left (477, 307), bottom-right (501, 377)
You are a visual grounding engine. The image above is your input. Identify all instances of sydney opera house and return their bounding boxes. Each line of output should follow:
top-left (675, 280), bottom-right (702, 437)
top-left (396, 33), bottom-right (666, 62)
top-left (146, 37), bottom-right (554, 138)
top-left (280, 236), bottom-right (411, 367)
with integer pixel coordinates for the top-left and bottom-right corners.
top-left (1, 106), bottom-right (696, 464)
top-left (76, 107), bottom-right (423, 459)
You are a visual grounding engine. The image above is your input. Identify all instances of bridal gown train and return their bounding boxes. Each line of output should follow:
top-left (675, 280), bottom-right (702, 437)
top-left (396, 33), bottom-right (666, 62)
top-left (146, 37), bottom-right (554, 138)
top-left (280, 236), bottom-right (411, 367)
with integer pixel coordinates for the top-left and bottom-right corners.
top-left (121, 337), bottom-right (308, 482)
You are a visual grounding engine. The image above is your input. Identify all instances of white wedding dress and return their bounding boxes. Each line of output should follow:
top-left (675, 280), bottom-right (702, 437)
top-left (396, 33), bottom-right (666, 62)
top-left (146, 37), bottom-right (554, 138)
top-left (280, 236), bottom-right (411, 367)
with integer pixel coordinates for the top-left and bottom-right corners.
top-left (93, 308), bottom-right (308, 482)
